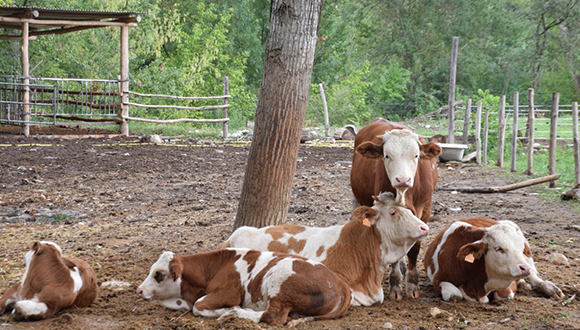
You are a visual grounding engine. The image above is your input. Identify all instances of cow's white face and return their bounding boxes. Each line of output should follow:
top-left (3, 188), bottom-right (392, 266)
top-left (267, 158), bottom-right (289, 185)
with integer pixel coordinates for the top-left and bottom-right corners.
top-left (371, 192), bottom-right (429, 265)
top-left (381, 129), bottom-right (421, 201)
top-left (482, 222), bottom-right (531, 280)
top-left (137, 252), bottom-right (182, 301)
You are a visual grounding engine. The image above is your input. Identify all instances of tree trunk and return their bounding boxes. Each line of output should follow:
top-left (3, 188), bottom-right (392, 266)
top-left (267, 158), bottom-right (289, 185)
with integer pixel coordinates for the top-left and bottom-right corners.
top-left (234, 0), bottom-right (323, 229)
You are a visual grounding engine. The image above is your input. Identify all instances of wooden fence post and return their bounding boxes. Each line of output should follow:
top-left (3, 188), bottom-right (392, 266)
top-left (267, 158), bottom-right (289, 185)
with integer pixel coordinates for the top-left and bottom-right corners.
top-left (548, 92), bottom-right (559, 188)
top-left (463, 98), bottom-right (471, 144)
top-left (222, 76), bottom-right (229, 139)
top-left (447, 36), bottom-right (459, 144)
top-left (497, 95), bottom-right (506, 167)
top-left (319, 83), bottom-right (330, 138)
top-left (475, 100), bottom-right (482, 164)
top-left (527, 88), bottom-right (535, 175)
top-left (511, 92), bottom-right (519, 172)
top-left (572, 102), bottom-right (579, 186)
top-left (483, 107), bottom-right (490, 165)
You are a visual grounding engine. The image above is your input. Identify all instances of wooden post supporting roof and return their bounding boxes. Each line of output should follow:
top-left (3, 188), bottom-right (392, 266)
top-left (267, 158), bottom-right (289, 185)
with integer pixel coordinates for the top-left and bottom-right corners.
top-left (0, 6), bottom-right (142, 136)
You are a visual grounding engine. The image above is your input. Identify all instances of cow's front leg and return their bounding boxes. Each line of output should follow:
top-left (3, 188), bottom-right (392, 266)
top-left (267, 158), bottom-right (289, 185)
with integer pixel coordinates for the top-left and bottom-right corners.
top-left (192, 291), bottom-right (243, 319)
top-left (523, 257), bottom-right (564, 299)
top-left (405, 243), bottom-right (421, 298)
top-left (388, 259), bottom-right (405, 300)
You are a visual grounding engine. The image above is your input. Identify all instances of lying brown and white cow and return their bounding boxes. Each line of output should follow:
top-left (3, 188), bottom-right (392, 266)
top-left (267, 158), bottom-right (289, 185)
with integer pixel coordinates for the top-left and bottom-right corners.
top-left (351, 118), bottom-right (441, 299)
top-left (137, 248), bottom-right (351, 326)
top-left (218, 192), bottom-right (429, 306)
top-left (0, 241), bottom-right (98, 320)
top-left (424, 217), bottom-right (564, 302)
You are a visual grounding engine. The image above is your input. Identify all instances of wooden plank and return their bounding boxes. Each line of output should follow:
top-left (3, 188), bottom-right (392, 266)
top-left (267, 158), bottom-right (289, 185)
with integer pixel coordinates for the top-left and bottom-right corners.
top-left (475, 100), bottom-right (482, 164)
top-left (123, 116), bottom-right (229, 124)
top-left (573, 102), bottom-right (580, 185)
top-left (511, 92), bottom-right (519, 172)
top-left (447, 36), bottom-right (459, 143)
top-left (120, 25), bottom-right (129, 136)
top-left (483, 107), bottom-right (490, 165)
top-left (549, 92), bottom-right (559, 188)
top-left (497, 95), bottom-right (506, 167)
top-left (21, 21), bottom-right (30, 137)
top-left (463, 98), bottom-right (471, 144)
top-left (319, 83), bottom-right (330, 138)
top-left (222, 76), bottom-right (229, 139)
top-left (124, 102), bottom-right (229, 111)
top-left (437, 173), bottom-right (561, 193)
top-left (126, 90), bottom-right (230, 100)
top-left (527, 88), bottom-right (535, 175)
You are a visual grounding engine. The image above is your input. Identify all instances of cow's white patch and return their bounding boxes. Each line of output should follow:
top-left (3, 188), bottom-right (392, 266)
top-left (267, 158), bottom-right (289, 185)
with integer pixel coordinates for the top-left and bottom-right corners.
top-left (381, 129), bottom-right (420, 190)
top-left (20, 250), bottom-right (35, 296)
top-left (137, 251), bottom-right (182, 302)
top-left (70, 267), bottom-right (83, 294)
top-left (161, 298), bottom-right (190, 312)
top-left (428, 221), bottom-right (473, 282)
top-left (351, 287), bottom-right (384, 306)
top-left (216, 307), bottom-right (265, 323)
top-left (440, 281), bottom-right (463, 302)
top-left (192, 304), bottom-right (242, 318)
top-left (13, 298), bottom-right (48, 317)
top-left (40, 241), bottom-right (62, 255)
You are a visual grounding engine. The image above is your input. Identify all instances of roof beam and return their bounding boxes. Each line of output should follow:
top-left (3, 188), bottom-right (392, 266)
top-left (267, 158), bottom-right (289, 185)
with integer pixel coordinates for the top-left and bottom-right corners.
top-left (0, 17), bottom-right (138, 28)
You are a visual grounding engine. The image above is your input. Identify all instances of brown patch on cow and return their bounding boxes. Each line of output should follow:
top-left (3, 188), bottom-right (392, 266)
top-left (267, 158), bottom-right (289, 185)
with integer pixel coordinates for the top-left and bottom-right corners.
top-left (287, 237), bottom-right (306, 253)
top-left (267, 241), bottom-right (289, 253)
top-left (247, 257), bottom-right (285, 304)
top-left (316, 246), bottom-right (325, 258)
top-left (176, 300), bottom-right (182, 306)
top-left (243, 250), bottom-right (262, 274)
top-left (265, 225), bottom-right (306, 240)
top-left (495, 281), bottom-right (518, 299)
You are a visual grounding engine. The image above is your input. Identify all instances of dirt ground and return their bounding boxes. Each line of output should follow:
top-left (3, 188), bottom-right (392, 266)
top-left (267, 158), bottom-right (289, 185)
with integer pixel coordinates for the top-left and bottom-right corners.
top-left (0, 127), bottom-right (579, 330)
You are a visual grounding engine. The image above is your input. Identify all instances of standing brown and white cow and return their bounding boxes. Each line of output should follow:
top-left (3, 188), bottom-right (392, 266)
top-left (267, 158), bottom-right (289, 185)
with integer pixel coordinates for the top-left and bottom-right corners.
top-left (0, 241), bottom-right (98, 320)
top-left (424, 217), bottom-right (564, 302)
top-left (137, 248), bottom-right (351, 326)
top-left (219, 192), bottom-right (429, 306)
top-left (351, 118), bottom-right (441, 299)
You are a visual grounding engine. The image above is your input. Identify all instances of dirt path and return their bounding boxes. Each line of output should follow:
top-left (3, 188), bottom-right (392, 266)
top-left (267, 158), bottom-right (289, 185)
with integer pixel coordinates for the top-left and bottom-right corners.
top-left (0, 135), bottom-right (579, 329)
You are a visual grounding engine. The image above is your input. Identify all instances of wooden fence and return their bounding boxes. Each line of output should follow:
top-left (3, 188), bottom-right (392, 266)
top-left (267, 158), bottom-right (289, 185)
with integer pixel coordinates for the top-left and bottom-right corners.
top-left (449, 89), bottom-right (580, 187)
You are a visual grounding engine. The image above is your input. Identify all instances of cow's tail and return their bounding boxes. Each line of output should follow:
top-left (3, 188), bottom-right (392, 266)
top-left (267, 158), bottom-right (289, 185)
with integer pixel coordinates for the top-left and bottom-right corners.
top-left (216, 240), bottom-right (230, 249)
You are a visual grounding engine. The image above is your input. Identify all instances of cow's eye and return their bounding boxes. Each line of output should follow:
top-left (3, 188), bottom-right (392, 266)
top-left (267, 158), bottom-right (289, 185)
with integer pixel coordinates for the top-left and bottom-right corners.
top-left (154, 271), bottom-right (166, 283)
top-left (415, 154), bottom-right (419, 159)
top-left (384, 155), bottom-right (389, 160)
top-left (494, 247), bottom-right (506, 253)
top-left (389, 209), bottom-right (397, 216)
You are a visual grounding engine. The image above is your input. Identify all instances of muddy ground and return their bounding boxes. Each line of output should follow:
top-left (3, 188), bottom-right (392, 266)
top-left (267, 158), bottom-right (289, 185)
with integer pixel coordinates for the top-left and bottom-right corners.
top-left (0, 127), bottom-right (579, 330)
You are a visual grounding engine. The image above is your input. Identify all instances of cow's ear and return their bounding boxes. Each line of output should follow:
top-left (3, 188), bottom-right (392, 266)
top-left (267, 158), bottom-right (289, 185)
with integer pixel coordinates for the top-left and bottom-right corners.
top-left (420, 142), bottom-right (442, 159)
top-left (31, 241), bottom-right (43, 255)
top-left (169, 258), bottom-right (183, 281)
top-left (457, 241), bottom-right (487, 263)
top-left (356, 141), bottom-right (383, 159)
top-left (352, 206), bottom-right (379, 226)
top-left (523, 242), bottom-right (532, 258)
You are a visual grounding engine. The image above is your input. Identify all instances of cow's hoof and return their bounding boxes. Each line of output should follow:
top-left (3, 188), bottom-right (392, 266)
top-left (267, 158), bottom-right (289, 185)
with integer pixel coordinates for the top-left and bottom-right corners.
top-left (406, 284), bottom-right (421, 298)
top-left (388, 286), bottom-right (404, 300)
top-left (539, 281), bottom-right (564, 299)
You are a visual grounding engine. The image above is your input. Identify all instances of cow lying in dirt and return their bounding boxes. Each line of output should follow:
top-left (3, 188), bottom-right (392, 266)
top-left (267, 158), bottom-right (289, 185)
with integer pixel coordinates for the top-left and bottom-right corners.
top-left (424, 217), bottom-right (564, 302)
top-left (0, 241), bottom-right (98, 320)
top-left (137, 248), bottom-right (351, 326)
top-left (219, 192), bottom-right (429, 306)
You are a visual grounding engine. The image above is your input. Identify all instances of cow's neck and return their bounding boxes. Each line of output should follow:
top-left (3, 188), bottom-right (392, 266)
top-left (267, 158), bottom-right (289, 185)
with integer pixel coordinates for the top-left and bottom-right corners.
top-left (324, 220), bottom-right (383, 289)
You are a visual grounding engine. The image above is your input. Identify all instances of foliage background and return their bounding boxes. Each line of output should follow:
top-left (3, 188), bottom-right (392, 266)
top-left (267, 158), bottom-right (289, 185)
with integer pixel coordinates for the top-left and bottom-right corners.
top-left (1, 0), bottom-right (579, 131)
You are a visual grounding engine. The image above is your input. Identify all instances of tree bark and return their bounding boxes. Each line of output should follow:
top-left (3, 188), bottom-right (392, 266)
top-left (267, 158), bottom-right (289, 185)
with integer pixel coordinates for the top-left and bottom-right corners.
top-left (234, 0), bottom-right (323, 229)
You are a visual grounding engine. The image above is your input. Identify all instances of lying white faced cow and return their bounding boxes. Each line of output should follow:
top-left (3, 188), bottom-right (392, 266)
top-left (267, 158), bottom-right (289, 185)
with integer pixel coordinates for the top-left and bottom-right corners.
top-left (424, 217), bottom-right (564, 302)
top-left (137, 248), bottom-right (351, 326)
top-left (219, 192), bottom-right (429, 306)
top-left (0, 241), bottom-right (98, 320)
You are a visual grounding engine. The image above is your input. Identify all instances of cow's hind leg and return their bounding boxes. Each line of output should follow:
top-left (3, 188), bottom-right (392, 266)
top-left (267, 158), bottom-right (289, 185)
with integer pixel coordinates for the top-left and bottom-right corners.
top-left (260, 299), bottom-right (292, 326)
top-left (440, 282), bottom-right (463, 302)
top-left (388, 259), bottom-right (405, 300)
top-left (405, 242), bottom-right (421, 298)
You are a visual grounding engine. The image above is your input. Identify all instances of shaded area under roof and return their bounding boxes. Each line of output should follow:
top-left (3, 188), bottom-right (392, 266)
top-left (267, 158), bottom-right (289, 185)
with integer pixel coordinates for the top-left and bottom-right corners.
top-left (0, 6), bottom-right (143, 37)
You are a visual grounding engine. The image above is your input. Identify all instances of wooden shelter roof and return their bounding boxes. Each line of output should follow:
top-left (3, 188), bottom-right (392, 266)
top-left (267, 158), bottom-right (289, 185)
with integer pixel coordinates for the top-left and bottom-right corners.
top-left (0, 6), bottom-right (142, 38)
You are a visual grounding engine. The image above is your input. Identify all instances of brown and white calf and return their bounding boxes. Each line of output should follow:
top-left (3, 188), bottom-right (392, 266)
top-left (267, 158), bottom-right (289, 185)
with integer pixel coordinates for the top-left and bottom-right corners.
top-left (218, 192), bottom-right (429, 306)
top-left (424, 217), bottom-right (564, 302)
top-left (0, 241), bottom-right (98, 320)
top-left (137, 248), bottom-right (351, 326)
top-left (351, 118), bottom-right (441, 299)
